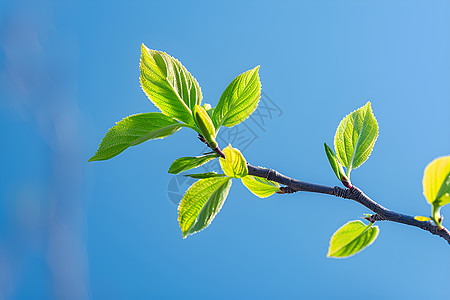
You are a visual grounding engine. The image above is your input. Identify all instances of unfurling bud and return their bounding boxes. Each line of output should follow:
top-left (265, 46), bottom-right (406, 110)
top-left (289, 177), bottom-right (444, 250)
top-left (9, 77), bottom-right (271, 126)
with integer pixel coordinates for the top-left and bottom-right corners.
top-left (194, 104), bottom-right (217, 149)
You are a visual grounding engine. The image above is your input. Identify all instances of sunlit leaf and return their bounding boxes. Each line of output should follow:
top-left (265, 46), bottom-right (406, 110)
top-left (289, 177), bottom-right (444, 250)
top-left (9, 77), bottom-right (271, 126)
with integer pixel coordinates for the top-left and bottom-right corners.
top-left (327, 220), bottom-right (379, 258)
top-left (241, 176), bottom-right (280, 198)
top-left (193, 104), bottom-right (218, 148)
top-left (334, 102), bottom-right (378, 177)
top-left (140, 44), bottom-right (201, 125)
top-left (168, 154), bottom-right (218, 174)
top-left (178, 177), bottom-right (232, 238)
top-left (219, 145), bottom-right (248, 178)
top-left (324, 143), bottom-right (349, 184)
top-left (212, 66), bottom-right (261, 130)
top-left (423, 155), bottom-right (450, 207)
top-left (89, 113), bottom-right (182, 161)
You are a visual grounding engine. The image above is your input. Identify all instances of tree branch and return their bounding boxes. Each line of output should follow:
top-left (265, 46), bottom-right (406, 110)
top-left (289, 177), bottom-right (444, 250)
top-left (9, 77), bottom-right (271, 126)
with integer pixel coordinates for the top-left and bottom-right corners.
top-left (246, 164), bottom-right (450, 245)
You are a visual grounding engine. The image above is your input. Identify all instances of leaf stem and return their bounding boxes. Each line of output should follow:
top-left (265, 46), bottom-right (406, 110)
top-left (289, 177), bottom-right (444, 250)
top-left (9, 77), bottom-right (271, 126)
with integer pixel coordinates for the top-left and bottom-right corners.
top-left (198, 134), bottom-right (225, 158)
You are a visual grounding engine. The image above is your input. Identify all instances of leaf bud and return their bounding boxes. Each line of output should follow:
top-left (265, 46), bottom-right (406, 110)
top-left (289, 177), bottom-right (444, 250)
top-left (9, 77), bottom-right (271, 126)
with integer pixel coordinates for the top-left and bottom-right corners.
top-left (194, 104), bottom-right (217, 148)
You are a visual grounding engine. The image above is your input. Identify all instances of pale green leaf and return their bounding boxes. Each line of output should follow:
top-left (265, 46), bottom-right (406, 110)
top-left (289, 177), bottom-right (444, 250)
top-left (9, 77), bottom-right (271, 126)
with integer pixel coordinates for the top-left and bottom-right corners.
top-left (184, 172), bottom-right (226, 179)
top-left (324, 143), bottom-right (348, 183)
top-left (178, 177), bottom-right (232, 238)
top-left (334, 102), bottom-right (379, 176)
top-left (219, 145), bottom-right (248, 178)
top-left (327, 220), bottom-right (379, 258)
top-left (241, 176), bottom-right (280, 198)
top-left (212, 66), bottom-right (261, 130)
top-left (168, 154), bottom-right (218, 174)
top-left (89, 113), bottom-right (182, 161)
top-left (423, 155), bottom-right (450, 207)
top-left (140, 44), bottom-right (202, 126)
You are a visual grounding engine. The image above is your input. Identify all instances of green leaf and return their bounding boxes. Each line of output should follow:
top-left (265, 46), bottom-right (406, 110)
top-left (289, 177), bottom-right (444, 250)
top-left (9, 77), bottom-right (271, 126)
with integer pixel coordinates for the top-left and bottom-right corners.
top-left (414, 216), bottom-right (431, 222)
top-left (327, 220), bottom-right (379, 258)
top-left (193, 104), bottom-right (218, 148)
top-left (89, 113), bottom-right (182, 161)
top-left (241, 175), bottom-right (280, 198)
top-left (334, 102), bottom-right (379, 177)
top-left (219, 145), bottom-right (248, 178)
top-left (212, 66), bottom-right (261, 130)
top-left (140, 44), bottom-right (202, 126)
top-left (324, 143), bottom-right (349, 184)
top-left (423, 156), bottom-right (450, 207)
top-left (178, 177), bottom-right (232, 238)
top-left (205, 106), bottom-right (214, 119)
top-left (168, 154), bottom-right (218, 174)
top-left (423, 155), bottom-right (450, 228)
top-left (184, 172), bottom-right (226, 179)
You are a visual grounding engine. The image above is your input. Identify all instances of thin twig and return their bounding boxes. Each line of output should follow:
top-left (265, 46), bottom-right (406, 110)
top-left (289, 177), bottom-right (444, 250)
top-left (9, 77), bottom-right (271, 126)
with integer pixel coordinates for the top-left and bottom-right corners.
top-left (198, 134), bottom-right (225, 158)
top-left (247, 164), bottom-right (450, 245)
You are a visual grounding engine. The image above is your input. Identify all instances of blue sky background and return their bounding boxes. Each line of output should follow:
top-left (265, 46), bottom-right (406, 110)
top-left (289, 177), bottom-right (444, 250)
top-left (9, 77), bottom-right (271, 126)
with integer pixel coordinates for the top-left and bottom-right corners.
top-left (1, 1), bottom-right (449, 299)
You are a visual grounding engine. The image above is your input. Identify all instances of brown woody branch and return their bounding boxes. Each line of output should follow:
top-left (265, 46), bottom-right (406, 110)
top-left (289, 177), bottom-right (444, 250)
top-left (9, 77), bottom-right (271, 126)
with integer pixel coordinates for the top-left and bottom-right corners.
top-left (246, 164), bottom-right (450, 245)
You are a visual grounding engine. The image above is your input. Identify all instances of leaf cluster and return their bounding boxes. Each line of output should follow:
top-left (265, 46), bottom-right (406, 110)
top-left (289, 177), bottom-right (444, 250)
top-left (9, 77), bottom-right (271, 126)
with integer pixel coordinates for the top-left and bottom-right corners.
top-left (90, 44), bottom-right (449, 259)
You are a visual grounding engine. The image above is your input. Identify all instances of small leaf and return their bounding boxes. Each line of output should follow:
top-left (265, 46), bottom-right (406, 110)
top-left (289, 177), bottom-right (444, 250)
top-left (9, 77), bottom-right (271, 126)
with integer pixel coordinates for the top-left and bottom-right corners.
top-left (193, 104), bottom-right (217, 148)
top-left (334, 102), bottom-right (379, 177)
top-left (89, 113), bottom-right (182, 161)
top-left (184, 172), bottom-right (226, 179)
top-left (327, 220), bottom-right (379, 258)
top-left (241, 176), bottom-right (280, 198)
top-left (414, 216), bottom-right (431, 222)
top-left (423, 155), bottom-right (450, 228)
top-left (324, 143), bottom-right (349, 184)
top-left (178, 177), bottom-right (232, 238)
top-left (140, 44), bottom-right (202, 126)
top-left (219, 145), bottom-right (248, 178)
top-left (168, 154), bottom-right (218, 174)
top-left (212, 66), bottom-right (261, 130)
top-left (423, 156), bottom-right (450, 207)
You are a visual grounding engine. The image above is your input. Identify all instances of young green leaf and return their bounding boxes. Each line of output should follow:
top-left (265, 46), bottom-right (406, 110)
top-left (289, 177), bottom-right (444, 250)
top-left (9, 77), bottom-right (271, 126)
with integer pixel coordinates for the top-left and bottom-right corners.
top-left (219, 145), bottom-right (248, 178)
top-left (212, 66), bottom-right (261, 131)
top-left (89, 113), bottom-right (182, 161)
top-left (140, 44), bottom-right (202, 126)
top-left (324, 143), bottom-right (350, 186)
top-left (334, 102), bottom-right (379, 177)
top-left (168, 154), bottom-right (218, 174)
top-left (327, 220), bottom-right (379, 258)
top-left (184, 172), bottom-right (226, 179)
top-left (241, 176), bottom-right (280, 198)
top-left (423, 156), bottom-right (450, 207)
top-left (178, 177), bottom-right (232, 238)
top-left (422, 155), bottom-right (450, 228)
top-left (193, 104), bottom-right (217, 148)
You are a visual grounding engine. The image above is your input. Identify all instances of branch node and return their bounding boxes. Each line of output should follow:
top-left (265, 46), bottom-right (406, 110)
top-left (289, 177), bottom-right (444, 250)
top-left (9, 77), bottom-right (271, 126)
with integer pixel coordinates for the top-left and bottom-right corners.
top-left (267, 169), bottom-right (279, 182)
top-left (277, 186), bottom-right (297, 194)
top-left (333, 186), bottom-right (351, 198)
top-left (365, 214), bottom-right (383, 223)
